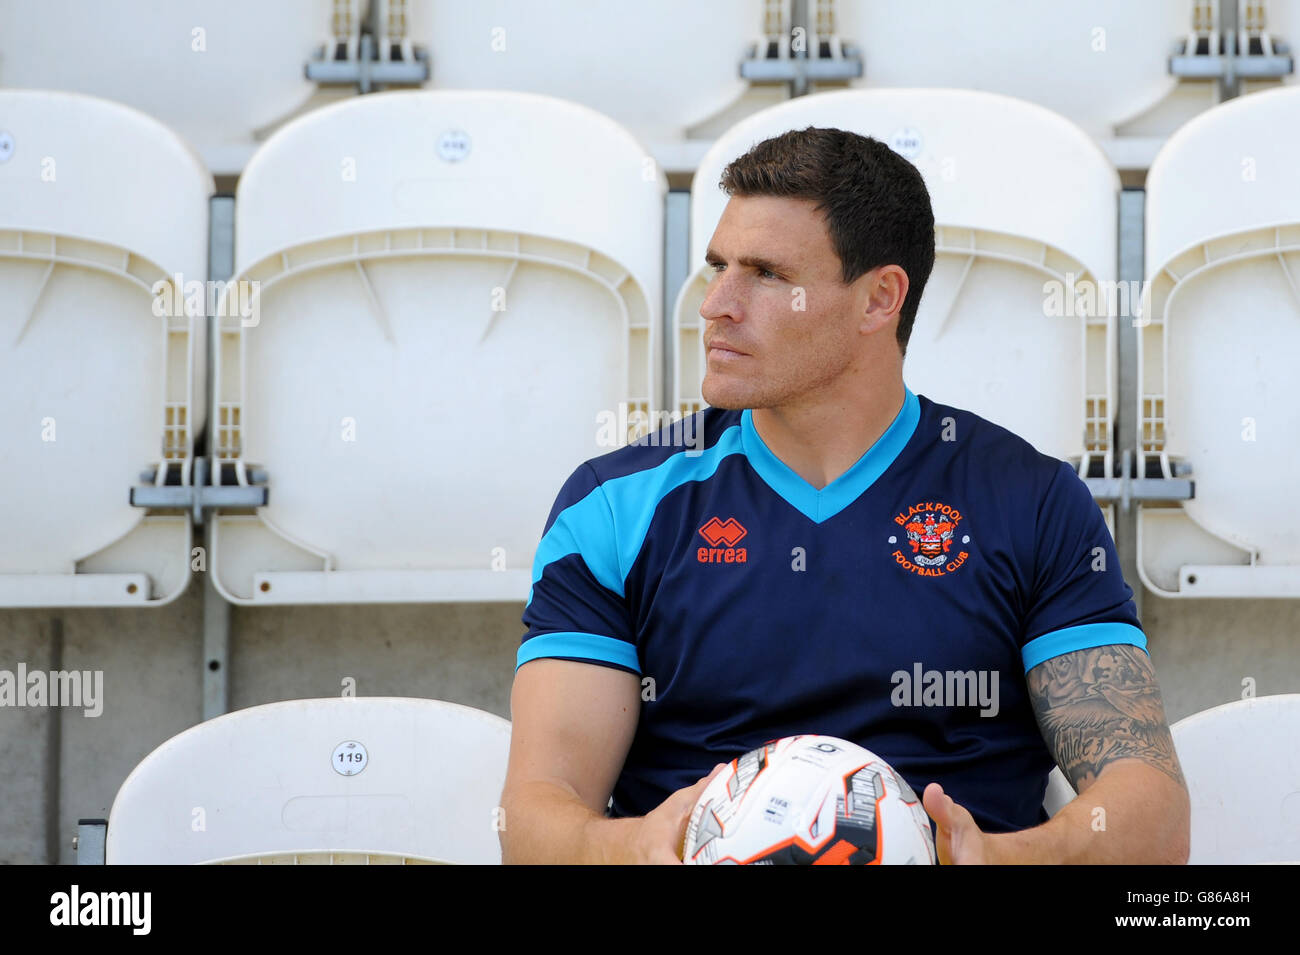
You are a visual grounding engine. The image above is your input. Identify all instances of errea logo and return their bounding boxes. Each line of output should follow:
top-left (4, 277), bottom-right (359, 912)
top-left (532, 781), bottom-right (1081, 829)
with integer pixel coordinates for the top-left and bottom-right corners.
top-left (698, 517), bottom-right (748, 564)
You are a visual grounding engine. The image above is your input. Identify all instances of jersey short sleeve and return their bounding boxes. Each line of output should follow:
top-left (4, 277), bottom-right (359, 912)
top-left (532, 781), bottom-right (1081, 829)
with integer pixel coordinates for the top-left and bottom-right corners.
top-left (1018, 459), bottom-right (1147, 675)
top-left (517, 462), bottom-right (639, 675)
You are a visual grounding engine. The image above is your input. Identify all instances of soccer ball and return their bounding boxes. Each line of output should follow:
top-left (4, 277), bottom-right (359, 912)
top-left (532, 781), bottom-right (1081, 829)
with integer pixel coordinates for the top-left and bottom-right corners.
top-left (682, 735), bottom-right (937, 865)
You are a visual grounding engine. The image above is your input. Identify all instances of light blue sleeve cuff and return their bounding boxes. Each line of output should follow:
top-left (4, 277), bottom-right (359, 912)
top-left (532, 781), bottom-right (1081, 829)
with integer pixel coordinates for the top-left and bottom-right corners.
top-left (516, 631), bottom-right (641, 674)
top-left (1022, 622), bottom-right (1148, 674)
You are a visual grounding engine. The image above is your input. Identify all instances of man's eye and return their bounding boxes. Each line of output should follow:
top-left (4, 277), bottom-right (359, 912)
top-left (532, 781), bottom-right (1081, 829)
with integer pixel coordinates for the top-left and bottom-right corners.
top-left (706, 263), bottom-right (778, 280)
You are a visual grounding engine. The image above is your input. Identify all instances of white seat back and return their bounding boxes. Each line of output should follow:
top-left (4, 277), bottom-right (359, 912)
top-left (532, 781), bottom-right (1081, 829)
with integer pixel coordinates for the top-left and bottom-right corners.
top-left (1042, 694), bottom-right (1300, 863)
top-left (210, 90), bottom-right (663, 604)
top-left (0, 0), bottom-right (337, 173)
top-left (411, 0), bottom-right (756, 146)
top-left (1173, 694), bottom-right (1300, 864)
top-left (0, 90), bottom-right (210, 607)
top-left (1042, 766), bottom-right (1076, 818)
top-left (838, 0), bottom-right (1189, 137)
top-left (107, 697), bottom-right (512, 864)
top-left (1139, 86), bottom-right (1300, 597)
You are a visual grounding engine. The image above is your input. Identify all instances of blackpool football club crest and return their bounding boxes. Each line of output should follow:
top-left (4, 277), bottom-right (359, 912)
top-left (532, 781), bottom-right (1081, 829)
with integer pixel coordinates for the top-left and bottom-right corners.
top-left (889, 501), bottom-right (971, 578)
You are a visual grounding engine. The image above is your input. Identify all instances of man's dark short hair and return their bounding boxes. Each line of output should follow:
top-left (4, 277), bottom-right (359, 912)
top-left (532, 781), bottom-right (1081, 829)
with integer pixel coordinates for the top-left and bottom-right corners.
top-left (718, 126), bottom-right (936, 357)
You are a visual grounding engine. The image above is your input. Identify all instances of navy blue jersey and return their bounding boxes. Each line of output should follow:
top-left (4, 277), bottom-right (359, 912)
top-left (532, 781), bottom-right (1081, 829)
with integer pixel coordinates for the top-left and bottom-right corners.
top-left (518, 387), bottom-right (1145, 834)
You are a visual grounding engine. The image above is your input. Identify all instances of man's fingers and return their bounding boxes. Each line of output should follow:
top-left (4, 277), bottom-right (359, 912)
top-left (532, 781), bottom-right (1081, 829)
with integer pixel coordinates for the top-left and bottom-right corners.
top-left (672, 763), bottom-right (730, 861)
top-left (922, 783), bottom-right (955, 865)
top-left (923, 782), bottom-right (950, 826)
top-left (674, 763), bottom-right (728, 810)
top-left (697, 762), bottom-right (729, 791)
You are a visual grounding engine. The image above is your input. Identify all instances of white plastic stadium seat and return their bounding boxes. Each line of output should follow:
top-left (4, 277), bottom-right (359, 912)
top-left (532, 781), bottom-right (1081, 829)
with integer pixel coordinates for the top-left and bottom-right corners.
top-left (836, 0), bottom-right (1189, 140)
top-left (1138, 86), bottom-right (1300, 597)
top-left (1171, 694), bottom-right (1300, 864)
top-left (209, 90), bottom-right (663, 604)
top-left (411, 0), bottom-right (757, 161)
top-left (1042, 767), bottom-right (1077, 818)
top-left (106, 697), bottom-right (511, 864)
top-left (0, 0), bottom-right (342, 176)
top-left (0, 90), bottom-right (211, 607)
top-left (1040, 694), bottom-right (1300, 863)
top-left (676, 88), bottom-right (1120, 474)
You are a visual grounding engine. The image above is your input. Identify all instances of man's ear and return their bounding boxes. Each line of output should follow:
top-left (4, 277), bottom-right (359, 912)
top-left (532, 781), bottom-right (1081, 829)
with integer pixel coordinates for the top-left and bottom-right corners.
top-left (861, 265), bottom-right (909, 334)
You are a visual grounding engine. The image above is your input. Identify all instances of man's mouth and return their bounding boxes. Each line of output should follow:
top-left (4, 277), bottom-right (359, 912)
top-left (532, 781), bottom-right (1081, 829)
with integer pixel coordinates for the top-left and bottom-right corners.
top-left (706, 341), bottom-right (747, 357)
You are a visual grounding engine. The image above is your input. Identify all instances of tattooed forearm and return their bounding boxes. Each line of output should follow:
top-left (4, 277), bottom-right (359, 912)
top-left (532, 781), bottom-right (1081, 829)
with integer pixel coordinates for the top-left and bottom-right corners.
top-left (1026, 644), bottom-right (1186, 793)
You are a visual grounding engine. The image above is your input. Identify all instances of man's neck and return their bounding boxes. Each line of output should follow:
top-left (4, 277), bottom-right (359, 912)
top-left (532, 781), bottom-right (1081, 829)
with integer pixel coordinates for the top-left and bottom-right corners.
top-left (749, 379), bottom-right (906, 491)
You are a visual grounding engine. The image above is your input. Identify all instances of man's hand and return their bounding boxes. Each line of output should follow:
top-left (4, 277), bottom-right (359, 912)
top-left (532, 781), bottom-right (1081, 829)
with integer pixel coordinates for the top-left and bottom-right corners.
top-left (631, 763), bottom-right (728, 864)
top-left (923, 782), bottom-right (991, 865)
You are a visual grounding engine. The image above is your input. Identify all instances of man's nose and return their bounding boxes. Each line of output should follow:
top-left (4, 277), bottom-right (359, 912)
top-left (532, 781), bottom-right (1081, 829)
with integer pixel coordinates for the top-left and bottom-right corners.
top-left (700, 272), bottom-right (740, 323)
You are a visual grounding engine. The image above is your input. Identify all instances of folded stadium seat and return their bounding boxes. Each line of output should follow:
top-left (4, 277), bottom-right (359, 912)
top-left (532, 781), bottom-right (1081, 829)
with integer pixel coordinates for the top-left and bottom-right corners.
top-left (676, 88), bottom-right (1120, 481)
top-left (0, 90), bottom-right (211, 607)
top-left (209, 90), bottom-right (664, 604)
top-left (1138, 86), bottom-right (1300, 597)
top-left (105, 698), bottom-right (511, 864)
top-left (1172, 693), bottom-right (1300, 864)
top-left (835, 0), bottom-right (1188, 144)
top-left (408, 0), bottom-right (757, 164)
top-left (0, 0), bottom-right (347, 174)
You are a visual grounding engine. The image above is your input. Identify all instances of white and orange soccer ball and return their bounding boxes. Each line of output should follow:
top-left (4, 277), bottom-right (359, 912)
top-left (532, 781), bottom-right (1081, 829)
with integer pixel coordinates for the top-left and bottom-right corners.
top-left (682, 735), bottom-right (937, 865)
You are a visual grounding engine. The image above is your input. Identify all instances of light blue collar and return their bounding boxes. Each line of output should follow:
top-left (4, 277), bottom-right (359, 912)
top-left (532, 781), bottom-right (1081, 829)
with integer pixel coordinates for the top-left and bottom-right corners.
top-left (740, 387), bottom-right (920, 523)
